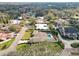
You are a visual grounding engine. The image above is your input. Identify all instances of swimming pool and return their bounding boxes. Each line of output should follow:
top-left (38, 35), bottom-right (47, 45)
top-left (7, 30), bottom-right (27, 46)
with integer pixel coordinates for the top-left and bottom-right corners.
top-left (48, 33), bottom-right (52, 40)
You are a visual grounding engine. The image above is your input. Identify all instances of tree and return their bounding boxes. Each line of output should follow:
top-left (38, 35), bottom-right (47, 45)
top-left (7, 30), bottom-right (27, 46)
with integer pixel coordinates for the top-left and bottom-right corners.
top-left (47, 16), bottom-right (52, 21)
top-left (9, 25), bottom-right (21, 33)
top-left (0, 12), bottom-right (10, 24)
top-left (50, 26), bottom-right (58, 36)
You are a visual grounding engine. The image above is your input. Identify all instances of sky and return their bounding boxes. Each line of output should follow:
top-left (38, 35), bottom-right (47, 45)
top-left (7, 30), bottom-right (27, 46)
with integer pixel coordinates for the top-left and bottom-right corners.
top-left (0, 0), bottom-right (79, 2)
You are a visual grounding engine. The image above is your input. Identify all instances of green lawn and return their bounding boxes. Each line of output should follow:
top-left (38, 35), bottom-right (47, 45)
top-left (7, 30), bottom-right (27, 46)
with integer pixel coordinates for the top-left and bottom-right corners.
top-left (0, 38), bottom-right (15, 50)
top-left (16, 41), bottom-right (63, 56)
top-left (22, 29), bottom-right (33, 40)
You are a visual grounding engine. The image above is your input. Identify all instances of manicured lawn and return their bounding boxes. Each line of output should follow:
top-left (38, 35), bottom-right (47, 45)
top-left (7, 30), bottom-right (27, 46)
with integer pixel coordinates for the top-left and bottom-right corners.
top-left (22, 29), bottom-right (33, 40)
top-left (16, 41), bottom-right (63, 56)
top-left (0, 38), bottom-right (15, 50)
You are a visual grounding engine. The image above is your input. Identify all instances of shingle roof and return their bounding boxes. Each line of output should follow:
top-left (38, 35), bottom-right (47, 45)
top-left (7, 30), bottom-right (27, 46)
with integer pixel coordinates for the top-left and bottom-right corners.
top-left (64, 27), bottom-right (79, 34)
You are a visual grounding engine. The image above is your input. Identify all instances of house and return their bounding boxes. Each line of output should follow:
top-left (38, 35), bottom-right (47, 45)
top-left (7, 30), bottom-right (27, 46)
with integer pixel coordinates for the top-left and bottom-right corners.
top-left (58, 26), bottom-right (79, 39)
top-left (35, 16), bottom-right (49, 30)
top-left (18, 16), bottom-right (22, 20)
top-left (35, 24), bottom-right (49, 30)
top-left (10, 20), bottom-right (21, 24)
top-left (0, 32), bottom-right (14, 41)
top-left (36, 16), bottom-right (45, 23)
top-left (21, 13), bottom-right (30, 19)
top-left (55, 18), bottom-right (69, 28)
top-left (37, 17), bottom-right (44, 20)
top-left (69, 19), bottom-right (79, 26)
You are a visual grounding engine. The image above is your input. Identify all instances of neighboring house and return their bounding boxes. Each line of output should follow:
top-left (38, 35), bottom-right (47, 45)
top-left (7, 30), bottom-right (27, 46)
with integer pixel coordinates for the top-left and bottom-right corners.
top-left (10, 20), bottom-right (21, 24)
top-left (36, 16), bottom-right (45, 23)
top-left (35, 24), bottom-right (49, 30)
top-left (69, 19), bottom-right (79, 25)
top-left (58, 26), bottom-right (79, 39)
top-left (55, 18), bottom-right (69, 28)
top-left (37, 17), bottom-right (44, 20)
top-left (21, 13), bottom-right (30, 19)
top-left (18, 16), bottom-right (22, 20)
top-left (0, 32), bottom-right (14, 41)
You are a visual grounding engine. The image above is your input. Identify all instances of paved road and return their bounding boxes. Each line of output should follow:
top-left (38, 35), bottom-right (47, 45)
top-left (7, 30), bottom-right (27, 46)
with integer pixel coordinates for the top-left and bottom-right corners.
top-left (0, 26), bottom-right (28, 56)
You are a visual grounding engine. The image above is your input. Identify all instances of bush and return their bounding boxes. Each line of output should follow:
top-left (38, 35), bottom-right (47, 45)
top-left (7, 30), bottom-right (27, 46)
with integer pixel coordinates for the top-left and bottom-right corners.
top-left (55, 41), bottom-right (64, 49)
top-left (71, 43), bottom-right (79, 48)
top-left (50, 28), bottom-right (58, 36)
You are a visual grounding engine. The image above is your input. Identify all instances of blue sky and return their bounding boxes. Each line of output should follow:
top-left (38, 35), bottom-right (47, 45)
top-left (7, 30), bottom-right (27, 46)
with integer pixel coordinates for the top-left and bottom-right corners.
top-left (0, 0), bottom-right (79, 2)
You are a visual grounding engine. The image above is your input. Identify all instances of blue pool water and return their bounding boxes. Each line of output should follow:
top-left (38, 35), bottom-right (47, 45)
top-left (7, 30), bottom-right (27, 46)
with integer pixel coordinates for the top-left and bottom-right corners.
top-left (48, 33), bottom-right (52, 40)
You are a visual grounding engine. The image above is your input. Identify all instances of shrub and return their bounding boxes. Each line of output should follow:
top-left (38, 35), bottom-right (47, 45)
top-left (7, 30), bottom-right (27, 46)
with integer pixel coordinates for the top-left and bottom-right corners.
top-left (71, 43), bottom-right (79, 48)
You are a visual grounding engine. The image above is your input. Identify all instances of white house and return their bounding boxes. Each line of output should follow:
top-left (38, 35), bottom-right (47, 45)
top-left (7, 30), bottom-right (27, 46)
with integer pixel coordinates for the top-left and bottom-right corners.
top-left (36, 17), bottom-right (45, 23)
top-left (35, 24), bottom-right (49, 30)
top-left (10, 20), bottom-right (21, 24)
top-left (18, 16), bottom-right (22, 20)
top-left (37, 17), bottom-right (44, 20)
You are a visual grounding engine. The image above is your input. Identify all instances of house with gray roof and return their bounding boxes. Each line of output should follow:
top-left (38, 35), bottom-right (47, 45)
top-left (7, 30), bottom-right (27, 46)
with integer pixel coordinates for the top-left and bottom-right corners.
top-left (58, 26), bottom-right (79, 39)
